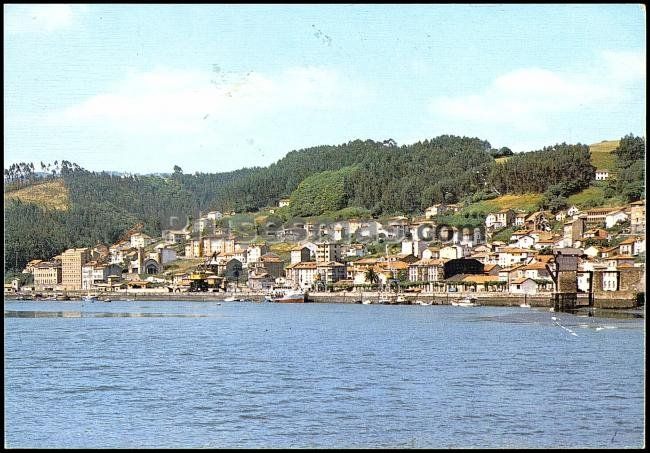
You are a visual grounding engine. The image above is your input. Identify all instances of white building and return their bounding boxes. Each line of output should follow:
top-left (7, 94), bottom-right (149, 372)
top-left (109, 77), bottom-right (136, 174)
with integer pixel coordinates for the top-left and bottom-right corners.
top-left (605, 209), bottom-right (629, 229)
top-left (595, 169), bottom-right (610, 181)
top-left (130, 233), bottom-right (154, 249)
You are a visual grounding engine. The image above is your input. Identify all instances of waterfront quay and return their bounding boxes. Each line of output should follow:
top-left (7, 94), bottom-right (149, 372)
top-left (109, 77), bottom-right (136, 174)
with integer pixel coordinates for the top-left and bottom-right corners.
top-left (4, 289), bottom-right (640, 309)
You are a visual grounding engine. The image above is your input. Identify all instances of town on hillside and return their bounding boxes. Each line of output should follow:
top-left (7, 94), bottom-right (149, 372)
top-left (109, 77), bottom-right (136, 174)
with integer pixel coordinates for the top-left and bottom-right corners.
top-left (8, 196), bottom-right (646, 305)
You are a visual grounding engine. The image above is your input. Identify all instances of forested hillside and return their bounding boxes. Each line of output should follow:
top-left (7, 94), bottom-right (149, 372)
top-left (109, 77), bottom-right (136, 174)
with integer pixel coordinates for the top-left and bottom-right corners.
top-left (4, 134), bottom-right (644, 273)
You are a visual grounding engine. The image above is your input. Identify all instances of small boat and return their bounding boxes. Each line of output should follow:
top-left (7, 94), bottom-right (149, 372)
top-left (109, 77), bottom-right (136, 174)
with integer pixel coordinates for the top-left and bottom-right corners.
top-left (101, 298), bottom-right (112, 303)
top-left (223, 296), bottom-right (237, 302)
top-left (362, 299), bottom-right (372, 305)
top-left (415, 300), bottom-right (432, 306)
top-left (454, 297), bottom-right (479, 307)
top-left (273, 290), bottom-right (306, 303)
top-left (396, 295), bottom-right (407, 303)
top-left (520, 303), bottom-right (531, 308)
top-left (82, 294), bottom-right (99, 302)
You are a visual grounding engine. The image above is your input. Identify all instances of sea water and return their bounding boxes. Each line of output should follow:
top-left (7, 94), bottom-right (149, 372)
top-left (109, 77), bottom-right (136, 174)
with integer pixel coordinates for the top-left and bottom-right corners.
top-left (4, 300), bottom-right (645, 448)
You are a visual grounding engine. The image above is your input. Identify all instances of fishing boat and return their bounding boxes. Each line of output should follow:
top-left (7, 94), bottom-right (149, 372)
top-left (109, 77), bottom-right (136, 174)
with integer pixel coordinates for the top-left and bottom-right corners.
top-left (82, 294), bottom-right (98, 302)
top-left (273, 290), bottom-right (306, 303)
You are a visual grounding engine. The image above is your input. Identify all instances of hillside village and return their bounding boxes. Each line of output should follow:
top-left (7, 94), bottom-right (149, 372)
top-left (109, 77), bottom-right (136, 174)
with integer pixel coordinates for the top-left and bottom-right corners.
top-left (11, 194), bottom-right (645, 302)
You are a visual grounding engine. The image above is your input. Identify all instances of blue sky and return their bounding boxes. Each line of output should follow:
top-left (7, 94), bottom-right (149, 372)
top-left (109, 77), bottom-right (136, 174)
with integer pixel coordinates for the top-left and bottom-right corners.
top-left (4, 4), bottom-right (646, 174)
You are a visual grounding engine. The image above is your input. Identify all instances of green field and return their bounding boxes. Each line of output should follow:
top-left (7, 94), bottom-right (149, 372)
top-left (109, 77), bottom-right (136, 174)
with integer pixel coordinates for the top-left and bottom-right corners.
top-left (4, 179), bottom-right (69, 210)
top-left (589, 140), bottom-right (619, 170)
top-left (462, 193), bottom-right (543, 215)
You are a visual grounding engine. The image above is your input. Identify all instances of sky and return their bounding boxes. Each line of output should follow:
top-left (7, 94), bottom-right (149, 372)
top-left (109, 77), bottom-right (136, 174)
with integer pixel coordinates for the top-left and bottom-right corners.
top-left (4, 4), bottom-right (646, 174)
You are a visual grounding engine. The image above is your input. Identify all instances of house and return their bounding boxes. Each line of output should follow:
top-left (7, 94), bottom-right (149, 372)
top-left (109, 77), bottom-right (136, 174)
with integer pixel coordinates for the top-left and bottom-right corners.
top-left (201, 235), bottom-right (236, 257)
top-left (585, 207), bottom-right (619, 227)
top-left (583, 228), bottom-right (609, 241)
top-left (514, 212), bottom-right (528, 227)
top-left (483, 263), bottom-right (502, 276)
top-left (246, 242), bottom-right (269, 264)
top-left (425, 204), bottom-right (449, 218)
top-left (497, 247), bottom-right (534, 267)
top-left (594, 169), bottom-right (610, 181)
top-left (600, 246), bottom-right (618, 258)
top-left (421, 246), bottom-right (441, 260)
top-left (315, 242), bottom-right (343, 263)
top-left (162, 229), bottom-right (190, 244)
top-left (345, 243), bottom-right (366, 258)
top-left (374, 261), bottom-right (410, 284)
top-left (385, 217), bottom-right (409, 239)
top-left (629, 200), bottom-right (645, 234)
top-left (153, 245), bottom-right (177, 264)
top-left (563, 217), bottom-right (586, 248)
top-left (439, 245), bottom-right (464, 260)
top-left (533, 238), bottom-right (557, 251)
top-left (82, 262), bottom-right (123, 290)
top-left (217, 258), bottom-right (244, 280)
top-left (461, 274), bottom-right (502, 291)
top-left (332, 223), bottom-right (347, 241)
top-left (567, 205), bottom-right (581, 217)
top-left (290, 245), bottom-right (312, 264)
top-left (509, 278), bottom-right (539, 294)
top-left (524, 211), bottom-right (552, 231)
top-left (205, 211), bottom-right (223, 221)
top-left (498, 265), bottom-right (526, 284)
top-left (33, 261), bottom-right (62, 289)
top-left (408, 258), bottom-right (445, 282)
top-left (633, 237), bottom-right (645, 256)
top-left (512, 234), bottom-right (536, 250)
top-left (379, 253), bottom-right (420, 265)
top-left (555, 210), bottom-right (567, 222)
top-left (583, 245), bottom-right (602, 258)
top-left (316, 261), bottom-right (347, 285)
top-left (258, 253), bottom-right (285, 278)
top-left (604, 256), bottom-right (636, 269)
top-left (22, 259), bottom-right (43, 274)
top-left (618, 237), bottom-right (635, 256)
top-left (400, 239), bottom-right (428, 258)
top-left (285, 261), bottom-right (318, 290)
top-left (130, 233), bottom-right (154, 249)
top-left (246, 271), bottom-right (275, 291)
top-left (485, 209), bottom-right (515, 229)
top-left (521, 262), bottom-right (552, 281)
top-left (605, 209), bottom-right (629, 229)
top-left (347, 258), bottom-right (379, 283)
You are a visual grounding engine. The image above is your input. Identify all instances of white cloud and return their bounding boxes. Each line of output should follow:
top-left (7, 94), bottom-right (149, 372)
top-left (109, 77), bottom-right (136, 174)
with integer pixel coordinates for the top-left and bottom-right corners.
top-left (5, 4), bottom-right (78, 33)
top-left (52, 66), bottom-right (370, 135)
top-left (428, 50), bottom-right (645, 132)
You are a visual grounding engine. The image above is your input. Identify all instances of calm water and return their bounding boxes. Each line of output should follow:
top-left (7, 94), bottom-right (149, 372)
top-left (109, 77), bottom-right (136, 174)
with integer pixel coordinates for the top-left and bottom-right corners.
top-left (4, 300), bottom-right (645, 448)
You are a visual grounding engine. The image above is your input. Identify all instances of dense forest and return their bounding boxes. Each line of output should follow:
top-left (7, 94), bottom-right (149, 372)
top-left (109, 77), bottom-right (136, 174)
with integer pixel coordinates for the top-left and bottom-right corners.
top-left (4, 134), bottom-right (644, 273)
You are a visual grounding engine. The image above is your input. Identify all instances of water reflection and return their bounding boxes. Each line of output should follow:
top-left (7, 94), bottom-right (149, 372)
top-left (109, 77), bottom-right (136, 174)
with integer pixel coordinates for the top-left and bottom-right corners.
top-left (4, 310), bottom-right (214, 318)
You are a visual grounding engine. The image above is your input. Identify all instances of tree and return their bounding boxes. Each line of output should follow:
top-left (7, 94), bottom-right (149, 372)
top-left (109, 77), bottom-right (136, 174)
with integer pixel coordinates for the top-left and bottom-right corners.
top-left (365, 268), bottom-right (379, 286)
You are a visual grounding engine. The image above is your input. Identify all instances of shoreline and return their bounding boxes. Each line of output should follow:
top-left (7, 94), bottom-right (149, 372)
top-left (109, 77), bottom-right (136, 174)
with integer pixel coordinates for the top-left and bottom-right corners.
top-left (4, 290), bottom-right (643, 311)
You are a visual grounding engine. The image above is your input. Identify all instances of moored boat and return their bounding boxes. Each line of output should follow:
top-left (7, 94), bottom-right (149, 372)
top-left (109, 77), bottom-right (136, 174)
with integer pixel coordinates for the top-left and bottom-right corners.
top-left (273, 290), bottom-right (306, 303)
top-left (453, 297), bottom-right (479, 307)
